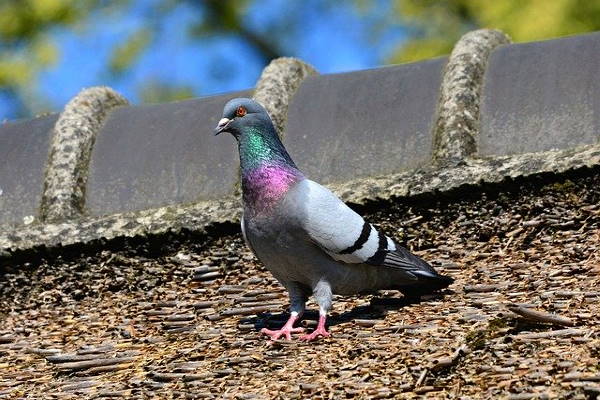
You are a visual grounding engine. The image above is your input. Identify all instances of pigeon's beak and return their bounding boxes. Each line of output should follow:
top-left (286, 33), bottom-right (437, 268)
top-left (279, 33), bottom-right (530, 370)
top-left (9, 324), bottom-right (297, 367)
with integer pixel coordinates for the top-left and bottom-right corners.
top-left (214, 117), bottom-right (231, 136)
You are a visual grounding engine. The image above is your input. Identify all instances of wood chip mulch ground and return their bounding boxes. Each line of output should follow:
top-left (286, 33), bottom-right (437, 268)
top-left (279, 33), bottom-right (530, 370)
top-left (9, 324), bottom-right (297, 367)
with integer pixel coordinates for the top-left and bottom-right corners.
top-left (1, 171), bottom-right (599, 399)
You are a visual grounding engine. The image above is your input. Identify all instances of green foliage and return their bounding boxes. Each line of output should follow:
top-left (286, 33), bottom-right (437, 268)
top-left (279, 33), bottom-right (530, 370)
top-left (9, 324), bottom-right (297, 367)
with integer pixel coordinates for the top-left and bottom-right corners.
top-left (0, 0), bottom-right (80, 40)
top-left (390, 0), bottom-right (600, 63)
top-left (0, 0), bottom-right (282, 118)
top-left (2, 0), bottom-right (600, 118)
top-left (0, 0), bottom-right (105, 116)
top-left (138, 80), bottom-right (195, 104)
top-left (109, 28), bottom-right (153, 75)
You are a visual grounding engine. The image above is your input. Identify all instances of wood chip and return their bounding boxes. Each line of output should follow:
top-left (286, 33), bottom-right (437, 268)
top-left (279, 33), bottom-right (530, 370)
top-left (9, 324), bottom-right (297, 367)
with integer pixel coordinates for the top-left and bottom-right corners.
top-left (507, 304), bottom-right (575, 326)
top-left (512, 328), bottom-right (585, 341)
top-left (57, 356), bottom-right (137, 371)
top-left (464, 284), bottom-right (502, 293)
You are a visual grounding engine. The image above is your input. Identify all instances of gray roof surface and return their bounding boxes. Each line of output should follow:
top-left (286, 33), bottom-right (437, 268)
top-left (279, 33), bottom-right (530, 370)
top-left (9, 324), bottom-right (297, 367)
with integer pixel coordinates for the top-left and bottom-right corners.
top-left (0, 114), bottom-right (57, 226)
top-left (480, 32), bottom-right (600, 156)
top-left (86, 90), bottom-right (252, 217)
top-left (0, 29), bottom-right (599, 256)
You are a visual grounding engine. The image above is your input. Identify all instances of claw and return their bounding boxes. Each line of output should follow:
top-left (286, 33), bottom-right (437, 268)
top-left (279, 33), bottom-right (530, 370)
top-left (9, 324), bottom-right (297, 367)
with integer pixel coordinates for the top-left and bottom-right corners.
top-left (299, 314), bottom-right (330, 342)
top-left (260, 312), bottom-right (303, 341)
top-left (299, 327), bottom-right (330, 342)
top-left (261, 326), bottom-right (305, 341)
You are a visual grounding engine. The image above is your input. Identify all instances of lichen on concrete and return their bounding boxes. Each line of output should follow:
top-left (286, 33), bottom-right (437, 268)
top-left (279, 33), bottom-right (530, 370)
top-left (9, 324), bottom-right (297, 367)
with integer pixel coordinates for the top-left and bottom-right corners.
top-left (253, 57), bottom-right (318, 137)
top-left (39, 87), bottom-right (128, 223)
top-left (0, 196), bottom-right (241, 258)
top-left (432, 29), bottom-right (511, 166)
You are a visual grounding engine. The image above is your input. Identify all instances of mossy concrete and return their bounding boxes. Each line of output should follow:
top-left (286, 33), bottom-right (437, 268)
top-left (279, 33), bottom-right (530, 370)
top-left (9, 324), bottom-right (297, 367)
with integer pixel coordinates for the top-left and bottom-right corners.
top-left (40, 87), bottom-right (128, 223)
top-left (432, 29), bottom-right (510, 166)
top-left (253, 57), bottom-right (318, 137)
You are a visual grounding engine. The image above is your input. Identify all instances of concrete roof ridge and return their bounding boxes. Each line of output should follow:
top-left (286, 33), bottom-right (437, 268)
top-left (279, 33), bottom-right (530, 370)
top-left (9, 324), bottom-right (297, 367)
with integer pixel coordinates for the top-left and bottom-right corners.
top-left (253, 57), bottom-right (318, 137)
top-left (2, 30), bottom-right (600, 259)
top-left (432, 29), bottom-right (511, 166)
top-left (39, 86), bottom-right (128, 223)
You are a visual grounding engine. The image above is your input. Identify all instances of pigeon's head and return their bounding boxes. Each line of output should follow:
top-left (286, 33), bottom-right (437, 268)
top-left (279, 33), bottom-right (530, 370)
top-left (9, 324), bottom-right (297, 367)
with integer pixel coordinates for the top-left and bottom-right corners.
top-left (214, 98), bottom-right (272, 139)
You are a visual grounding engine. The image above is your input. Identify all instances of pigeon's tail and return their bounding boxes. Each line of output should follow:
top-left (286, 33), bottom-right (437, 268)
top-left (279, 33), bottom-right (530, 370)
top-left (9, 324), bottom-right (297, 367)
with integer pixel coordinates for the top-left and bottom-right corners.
top-left (395, 272), bottom-right (454, 298)
top-left (374, 245), bottom-right (454, 297)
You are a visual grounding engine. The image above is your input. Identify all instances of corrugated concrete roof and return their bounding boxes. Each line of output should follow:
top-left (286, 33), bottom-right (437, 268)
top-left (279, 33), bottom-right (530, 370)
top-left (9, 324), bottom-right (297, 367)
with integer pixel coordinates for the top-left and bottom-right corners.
top-left (0, 29), bottom-right (599, 258)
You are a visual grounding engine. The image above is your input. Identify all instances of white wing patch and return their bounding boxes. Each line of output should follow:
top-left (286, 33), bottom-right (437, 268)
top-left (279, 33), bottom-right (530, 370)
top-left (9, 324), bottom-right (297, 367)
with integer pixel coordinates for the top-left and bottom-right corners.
top-left (296, 180), bottom-right (385, 264)
top-left (333, 225), bottom-right (379, 263)
top-left (284, 180), bottom-right (440, 278)
top-left (386, 236), bottom-right (396, 251)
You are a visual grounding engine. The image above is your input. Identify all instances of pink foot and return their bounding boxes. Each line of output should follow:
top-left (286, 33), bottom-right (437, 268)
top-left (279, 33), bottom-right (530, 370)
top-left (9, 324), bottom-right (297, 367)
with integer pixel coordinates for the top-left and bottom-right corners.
top-left (300, 314), bottom-right (330, 342)
top-left (260, 313), bottom-right (304, 341)
top-left (261, 326), bottom-right (305, 341)
top-left (300, 326), bottom-right (330, 341)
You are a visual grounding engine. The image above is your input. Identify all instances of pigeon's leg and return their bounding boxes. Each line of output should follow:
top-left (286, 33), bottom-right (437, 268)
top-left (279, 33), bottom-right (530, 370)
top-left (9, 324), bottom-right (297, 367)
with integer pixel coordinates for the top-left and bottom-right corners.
top-left (301, 280), bottom-right (332, 341)
top-left (260, 282), bottom-right (306, 341)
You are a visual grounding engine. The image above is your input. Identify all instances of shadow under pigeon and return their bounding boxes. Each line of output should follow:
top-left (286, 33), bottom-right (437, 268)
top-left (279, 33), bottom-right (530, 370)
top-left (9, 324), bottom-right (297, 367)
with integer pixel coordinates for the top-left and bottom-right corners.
top-left (244, 291), bottom-right (452, 332)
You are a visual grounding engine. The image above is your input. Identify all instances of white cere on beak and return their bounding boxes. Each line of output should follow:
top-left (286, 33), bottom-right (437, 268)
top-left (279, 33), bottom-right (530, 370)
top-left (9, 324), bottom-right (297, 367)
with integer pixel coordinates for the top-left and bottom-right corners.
top-left (217, 118), bottom-right (230, 128)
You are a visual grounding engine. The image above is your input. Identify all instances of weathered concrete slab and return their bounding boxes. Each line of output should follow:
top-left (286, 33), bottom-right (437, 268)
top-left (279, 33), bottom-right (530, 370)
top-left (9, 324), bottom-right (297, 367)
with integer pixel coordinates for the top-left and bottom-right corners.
top-left (480, 32), bottom-right (600, 157)
top-left (284, 58), bottom-right (446, 184)
top-left (86, 90), bottom-right (251, 217)
top-left (0, 114), bottom-right (57, 227)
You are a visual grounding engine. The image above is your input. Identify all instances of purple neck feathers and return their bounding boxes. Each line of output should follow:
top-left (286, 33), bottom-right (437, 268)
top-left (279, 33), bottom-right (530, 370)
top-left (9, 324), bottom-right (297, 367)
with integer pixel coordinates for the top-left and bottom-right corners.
top-left (242, 162), bottom-right (302, 215)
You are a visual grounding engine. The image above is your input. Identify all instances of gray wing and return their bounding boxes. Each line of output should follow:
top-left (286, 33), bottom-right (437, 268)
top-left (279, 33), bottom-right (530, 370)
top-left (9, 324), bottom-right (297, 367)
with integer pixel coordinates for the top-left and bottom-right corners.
top-left (287, 179), bottom-right (440, 279)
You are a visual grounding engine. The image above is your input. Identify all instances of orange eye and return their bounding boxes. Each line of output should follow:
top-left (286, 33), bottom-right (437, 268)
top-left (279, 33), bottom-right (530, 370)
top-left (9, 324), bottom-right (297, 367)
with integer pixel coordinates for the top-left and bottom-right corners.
top-left (235, 106), bottom-right (247, 117)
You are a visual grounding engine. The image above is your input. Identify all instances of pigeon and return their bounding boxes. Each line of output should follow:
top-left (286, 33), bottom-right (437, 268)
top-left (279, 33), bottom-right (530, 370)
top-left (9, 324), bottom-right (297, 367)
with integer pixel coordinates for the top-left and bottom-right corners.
top-left (214, 98), bottom-right (453, 341)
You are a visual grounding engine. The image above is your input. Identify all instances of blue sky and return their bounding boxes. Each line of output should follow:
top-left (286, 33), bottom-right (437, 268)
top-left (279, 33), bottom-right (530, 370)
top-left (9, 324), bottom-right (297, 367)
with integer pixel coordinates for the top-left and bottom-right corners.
top-left (3, 0), bottom-right (406, 119)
